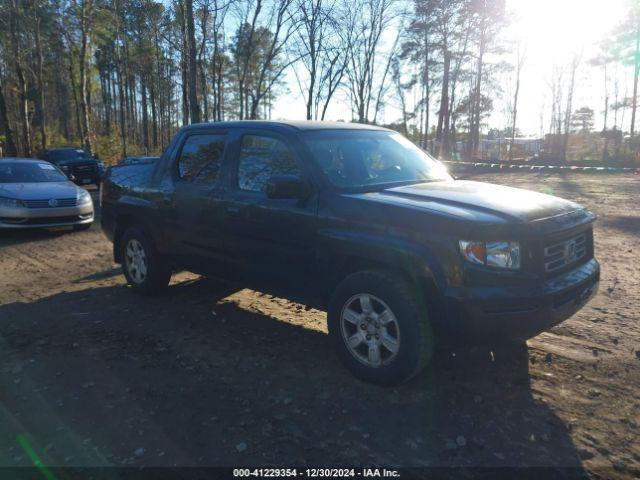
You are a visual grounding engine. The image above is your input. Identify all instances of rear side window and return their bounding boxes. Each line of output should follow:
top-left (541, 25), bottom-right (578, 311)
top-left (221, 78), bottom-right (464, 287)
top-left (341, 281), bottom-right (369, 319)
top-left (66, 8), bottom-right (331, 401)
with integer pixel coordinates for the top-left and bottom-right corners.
top-left (177, 134), bottom-right (226, 183)
top-left (237, 134), bottom-right (299, 192)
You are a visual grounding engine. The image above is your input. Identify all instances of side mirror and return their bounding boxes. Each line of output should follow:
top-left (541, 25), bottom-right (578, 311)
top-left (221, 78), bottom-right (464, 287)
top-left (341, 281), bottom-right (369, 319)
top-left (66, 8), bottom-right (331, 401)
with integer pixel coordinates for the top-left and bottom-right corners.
top-left (265, 175), bottom-right (310, 200)
top-left (68, 173), bottom-right (76, 182)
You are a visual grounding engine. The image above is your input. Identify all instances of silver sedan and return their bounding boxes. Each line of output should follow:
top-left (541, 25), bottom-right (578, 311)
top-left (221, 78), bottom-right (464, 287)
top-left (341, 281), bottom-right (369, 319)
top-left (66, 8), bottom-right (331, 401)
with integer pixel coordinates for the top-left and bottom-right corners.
top-left (0, 158), bottom-right (94, 230)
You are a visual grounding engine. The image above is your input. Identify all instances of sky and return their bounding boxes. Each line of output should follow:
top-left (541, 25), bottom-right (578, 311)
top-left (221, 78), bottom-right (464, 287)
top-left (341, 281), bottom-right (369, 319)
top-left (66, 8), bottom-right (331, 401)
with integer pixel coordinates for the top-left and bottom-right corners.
top-left (271, 0), bottom-right (632, 136)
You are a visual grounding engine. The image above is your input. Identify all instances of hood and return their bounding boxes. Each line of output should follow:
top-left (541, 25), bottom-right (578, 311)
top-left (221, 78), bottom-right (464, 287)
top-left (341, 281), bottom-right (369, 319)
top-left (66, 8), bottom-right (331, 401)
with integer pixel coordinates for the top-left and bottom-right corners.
top-left (0, 181), bottom-right (80, 200)
top-left (376, 180), bottom-right (583, 223)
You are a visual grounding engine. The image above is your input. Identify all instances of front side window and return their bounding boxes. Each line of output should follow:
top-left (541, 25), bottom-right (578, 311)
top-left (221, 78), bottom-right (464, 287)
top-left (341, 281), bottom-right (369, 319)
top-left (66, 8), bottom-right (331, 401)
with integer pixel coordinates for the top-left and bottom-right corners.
top-left (177, 134), bottom-right (226, 183)
top-left (237, 134), bottom-right (300, 192)
top-left (302, 130), bottom-right (451, 189)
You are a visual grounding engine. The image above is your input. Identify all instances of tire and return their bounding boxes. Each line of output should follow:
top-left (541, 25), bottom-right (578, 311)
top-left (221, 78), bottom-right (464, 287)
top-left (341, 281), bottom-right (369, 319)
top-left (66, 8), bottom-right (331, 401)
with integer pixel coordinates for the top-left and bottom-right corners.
top-left (73, 223), bottom-right (92, 231)
top-left (327, 271), bottom-right (433, 386)
top-left (120, 226), bottom-right (172, 294)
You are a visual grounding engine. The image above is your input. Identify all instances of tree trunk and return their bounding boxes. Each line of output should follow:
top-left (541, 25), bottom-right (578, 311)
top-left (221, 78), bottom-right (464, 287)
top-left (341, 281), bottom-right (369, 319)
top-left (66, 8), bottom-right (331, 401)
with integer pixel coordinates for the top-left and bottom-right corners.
top-left (180, 9), bottom-right (190, 125)
top-left (471, 35), bottom-right (485, 159)
top-left (562, 56), bottom-right (579, 161)
top-left (423, 25), bottom-right (430, 149)
top-left (55, 41), bottom-right (70, 140)
top-left (185, 0), bottom-right (200, 123)
top-left (630, 21), bottom-right (639, 138)
top-left (150, 80), bottom-right (158, 149)
top-left (141, 76), bottom-right (150, 152)
top-left (69, 54), bottom-right (83, 141)
top-left (10, 0), bottom-right (32, 157)
top-left (79, 0), bottom-right (94, 154)
top-left (509, 46), bottom-right (523, 162)
top-left (34, 16), bottom-right (47, 152)
top-left (117, 56), bottom-right (127, 157)
top-left (436, 50), bottom-right (451, 158)
top-left (0, 76), bottom-right (18, 157)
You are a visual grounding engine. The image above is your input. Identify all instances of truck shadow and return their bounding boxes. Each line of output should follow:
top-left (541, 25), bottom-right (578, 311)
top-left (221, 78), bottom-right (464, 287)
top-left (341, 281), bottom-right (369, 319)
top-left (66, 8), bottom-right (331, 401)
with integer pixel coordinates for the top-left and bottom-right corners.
top-left (0, 277), bottom-right (585, 473)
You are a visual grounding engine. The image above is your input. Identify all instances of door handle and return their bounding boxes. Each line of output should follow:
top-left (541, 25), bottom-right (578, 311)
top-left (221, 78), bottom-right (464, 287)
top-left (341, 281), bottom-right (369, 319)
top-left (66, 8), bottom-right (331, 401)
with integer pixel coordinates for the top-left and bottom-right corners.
top-left (226, 206), bottom-right (240, 214)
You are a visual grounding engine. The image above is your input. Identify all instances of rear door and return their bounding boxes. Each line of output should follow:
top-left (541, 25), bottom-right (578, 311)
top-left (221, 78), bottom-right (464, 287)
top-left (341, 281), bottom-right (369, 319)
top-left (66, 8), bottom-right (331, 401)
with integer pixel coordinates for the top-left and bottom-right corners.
top-left (221, 130), bottom-right (318, 296)
top-left (164, 129), bottom-right (230, 270)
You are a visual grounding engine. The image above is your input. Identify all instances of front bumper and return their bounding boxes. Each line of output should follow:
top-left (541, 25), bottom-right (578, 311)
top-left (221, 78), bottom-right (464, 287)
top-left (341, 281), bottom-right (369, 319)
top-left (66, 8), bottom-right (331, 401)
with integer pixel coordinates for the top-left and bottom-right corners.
top-left (0, 203), bottom-right (94, 229)
top-left (443, 258), bottom-right (600, 340)
top-left (59, 164), bottom-right (103, 185)
top-left (72, 175), bottom-right (101, 186)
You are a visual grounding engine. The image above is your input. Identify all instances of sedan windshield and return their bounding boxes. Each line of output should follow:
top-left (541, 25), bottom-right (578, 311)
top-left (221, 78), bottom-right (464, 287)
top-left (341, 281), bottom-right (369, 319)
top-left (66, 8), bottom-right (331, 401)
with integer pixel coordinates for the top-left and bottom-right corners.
top-left (302, 130), bottom-right (451, 189)
top-left (0, 162), bottom-right (68, 183)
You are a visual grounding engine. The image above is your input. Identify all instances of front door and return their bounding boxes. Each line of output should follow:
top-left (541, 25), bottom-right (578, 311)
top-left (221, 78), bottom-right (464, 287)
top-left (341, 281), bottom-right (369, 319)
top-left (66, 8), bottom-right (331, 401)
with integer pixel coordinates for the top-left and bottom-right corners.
top-left (222, 131), bottom-right (318, 299)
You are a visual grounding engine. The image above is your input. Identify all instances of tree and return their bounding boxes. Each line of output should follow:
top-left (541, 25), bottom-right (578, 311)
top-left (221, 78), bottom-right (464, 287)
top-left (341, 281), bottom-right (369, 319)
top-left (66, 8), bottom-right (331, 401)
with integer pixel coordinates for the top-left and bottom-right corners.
top-left (467, 0), bottom-right (507, 159)
top-left (428, 0), bottom-right (469, 158)
top-left (184, 0), bottom-right (200, 123)
top-left (570, 106), bottom-right (595, 133)
top-left (508, 41), bottom-right (525, 161)
top-left (231, 0), bottom-right (297, 120)
top-left (0, 73), bottom-right (18, 157)
top-left (562, 52), bottom-right (581, 160)
top-left (345, 0), bottom-right (396, 123)
top-left (294, 0), bottom-right (349, 120)
top-left (7, 0), bottom-right (33, 157)
top-left (613, 0), bottom-right (640, 137)
top-left (64, 0), bottom-right (98, 154)
top-left (401, 1), bottom-right (434, 147)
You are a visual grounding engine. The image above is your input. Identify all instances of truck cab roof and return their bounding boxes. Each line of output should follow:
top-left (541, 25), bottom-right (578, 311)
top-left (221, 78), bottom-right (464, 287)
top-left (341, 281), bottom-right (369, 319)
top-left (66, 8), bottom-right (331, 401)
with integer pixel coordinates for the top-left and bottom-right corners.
top-left (182, 120), bottom-right (390, 133)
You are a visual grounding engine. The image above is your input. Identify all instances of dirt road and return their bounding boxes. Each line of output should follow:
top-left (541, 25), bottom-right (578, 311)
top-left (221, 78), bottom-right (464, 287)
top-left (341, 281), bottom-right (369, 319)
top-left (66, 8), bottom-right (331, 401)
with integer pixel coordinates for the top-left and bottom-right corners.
top-left (0, 173), bottom-right (638, 477)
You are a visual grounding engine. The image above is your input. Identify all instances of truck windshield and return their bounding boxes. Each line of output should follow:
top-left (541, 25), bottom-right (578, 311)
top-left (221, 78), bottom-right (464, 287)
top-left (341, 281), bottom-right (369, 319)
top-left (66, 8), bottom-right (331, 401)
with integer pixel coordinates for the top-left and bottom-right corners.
top-left (46, 149), bottom-right (91, 164)
top-left (302, 130), bottom-right (451, 189)
top-left (0, 162), bottom-right (68, 183)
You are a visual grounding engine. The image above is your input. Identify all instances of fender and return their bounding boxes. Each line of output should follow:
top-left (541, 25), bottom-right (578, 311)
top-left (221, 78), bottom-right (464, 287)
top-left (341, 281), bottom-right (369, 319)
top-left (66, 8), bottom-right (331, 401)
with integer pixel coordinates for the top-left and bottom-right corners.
top-left (112, 196), bottom-right (161, 263)
top-left (317, 228), bottom-right (448, 295)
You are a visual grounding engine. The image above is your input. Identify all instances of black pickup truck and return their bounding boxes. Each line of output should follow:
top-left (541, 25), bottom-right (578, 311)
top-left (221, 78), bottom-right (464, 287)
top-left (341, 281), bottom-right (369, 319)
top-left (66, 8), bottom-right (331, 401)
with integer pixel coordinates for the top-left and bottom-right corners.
top-left (43, 147), bottom-right (104, 186)
top-left (101, 121), bottom-right (599, 385)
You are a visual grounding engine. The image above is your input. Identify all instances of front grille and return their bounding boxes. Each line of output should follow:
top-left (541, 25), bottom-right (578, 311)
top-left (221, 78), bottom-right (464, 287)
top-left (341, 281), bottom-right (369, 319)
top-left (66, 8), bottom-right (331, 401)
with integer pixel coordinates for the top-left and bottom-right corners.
top-left (71, 163), bottom-right (97, 174)
top-left (544, 232), bottom-right (587, 273)
top-left (23, 198), bottom-right (77, 209)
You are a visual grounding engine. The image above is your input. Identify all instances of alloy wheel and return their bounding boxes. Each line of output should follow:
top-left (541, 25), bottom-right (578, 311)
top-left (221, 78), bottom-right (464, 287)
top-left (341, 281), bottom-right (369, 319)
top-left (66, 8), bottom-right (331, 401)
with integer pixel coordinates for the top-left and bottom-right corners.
top-left (125, 238), bottom-right (148, 284)
top-left (340, 293), bottom-right (401, 368)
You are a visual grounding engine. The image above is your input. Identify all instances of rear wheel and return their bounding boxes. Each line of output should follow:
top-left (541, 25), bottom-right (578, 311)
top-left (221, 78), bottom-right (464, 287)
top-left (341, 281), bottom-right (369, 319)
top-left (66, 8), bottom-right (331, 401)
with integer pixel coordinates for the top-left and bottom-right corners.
top-left (120, 227), bottom-right (171, 294)
top-left (328, 271), bottom-right (433, 386)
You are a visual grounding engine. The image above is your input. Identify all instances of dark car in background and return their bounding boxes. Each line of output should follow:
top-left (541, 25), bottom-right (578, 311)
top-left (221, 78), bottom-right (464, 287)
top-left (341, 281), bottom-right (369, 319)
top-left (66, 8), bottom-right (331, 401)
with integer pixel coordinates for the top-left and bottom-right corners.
top-left (100, 121), bottom-right (599, 385)
top-left (43, 148), bottom-right (104, 187)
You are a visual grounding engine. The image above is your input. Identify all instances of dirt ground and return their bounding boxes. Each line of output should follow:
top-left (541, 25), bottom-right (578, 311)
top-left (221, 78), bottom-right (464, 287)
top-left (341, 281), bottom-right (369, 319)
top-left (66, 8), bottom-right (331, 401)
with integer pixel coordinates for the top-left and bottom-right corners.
top-left (0, 172), bottom-right (638, 478)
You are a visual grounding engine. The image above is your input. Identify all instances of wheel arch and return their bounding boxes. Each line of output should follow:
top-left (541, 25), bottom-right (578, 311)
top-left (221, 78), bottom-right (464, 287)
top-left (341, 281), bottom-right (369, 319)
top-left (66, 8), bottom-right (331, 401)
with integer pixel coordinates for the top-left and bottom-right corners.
top-left (319, 233), bottom-right (447, 318)
top-left (113, 212), bottom-right (156, 263)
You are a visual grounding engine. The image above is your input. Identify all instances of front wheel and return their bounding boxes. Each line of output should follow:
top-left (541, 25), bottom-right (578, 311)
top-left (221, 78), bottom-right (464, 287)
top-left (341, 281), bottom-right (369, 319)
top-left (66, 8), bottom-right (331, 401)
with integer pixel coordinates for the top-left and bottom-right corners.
top-left (120, 227), bottom-right (172, 294)
top-left (328, 271), bottom-right (433, 386)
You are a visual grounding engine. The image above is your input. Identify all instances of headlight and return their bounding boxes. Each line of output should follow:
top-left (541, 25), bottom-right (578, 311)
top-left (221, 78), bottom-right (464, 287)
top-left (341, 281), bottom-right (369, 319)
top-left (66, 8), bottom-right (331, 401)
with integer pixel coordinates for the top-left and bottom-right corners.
top-left (0, 196), bottom-right (25, 208)
top-left (459, 240), bottom-right (520, 270)
top-left (77, 189), bottom-right (92, 206)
